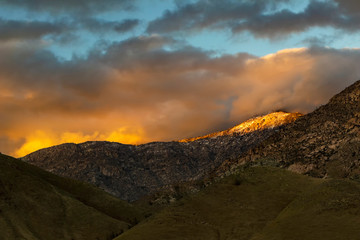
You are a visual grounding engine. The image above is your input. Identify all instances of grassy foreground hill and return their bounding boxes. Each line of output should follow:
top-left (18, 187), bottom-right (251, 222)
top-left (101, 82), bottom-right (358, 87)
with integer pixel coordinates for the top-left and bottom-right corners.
top-left (0, 153), bottom-right (144, 240)
top-left (117, 166), bottom-right (360, 240)
top-left (2, 153), bottom-right (360, 240)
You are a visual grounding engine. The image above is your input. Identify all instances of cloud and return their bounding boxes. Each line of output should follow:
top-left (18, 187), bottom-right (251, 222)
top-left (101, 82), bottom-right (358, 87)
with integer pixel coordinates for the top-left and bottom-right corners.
top-left (0, 36), bottom-right (360, 157)
top-left (0, 16), bottom-right (142, 43)
top-left (14, 128), bottom-right (144, 157)
top-left (78, 18), bottom-right (140, 34)
top-left (0, 2), bottom-right (140, 43)
top-left (114, 19), bottom-right (140, 33)
top-left (300, 35), bottom-right (336, 47)
top-left (230, 47), bottom-right (360, 117)
top-left (147, 0), bottom-right (360, 38)
top-left (335, 0), bottom-right (360, 13)
top-left (0, 18), bottom-right (68, 41)
top-left (1, 0), bottom-right (136, 15)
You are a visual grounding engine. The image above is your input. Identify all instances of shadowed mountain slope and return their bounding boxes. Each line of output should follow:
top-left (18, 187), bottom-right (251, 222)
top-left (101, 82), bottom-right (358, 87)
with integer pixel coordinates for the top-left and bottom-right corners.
top-left (22, 112), bottom-right (300, 202)
top-left (0, 153), bottom-right (143, 240)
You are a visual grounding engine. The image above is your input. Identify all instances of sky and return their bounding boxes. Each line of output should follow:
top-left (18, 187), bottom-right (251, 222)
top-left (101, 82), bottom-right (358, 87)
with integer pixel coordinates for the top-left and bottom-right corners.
top-left (1, 0), bottom-right (360, 157)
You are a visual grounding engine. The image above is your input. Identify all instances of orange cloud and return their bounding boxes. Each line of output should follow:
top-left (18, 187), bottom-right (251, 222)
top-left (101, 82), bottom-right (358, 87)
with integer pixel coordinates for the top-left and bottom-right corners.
top-left (105, 127), bottom-right (144, 144)
top-left (14, 130), bottom-right (56, 157)
top-left (14, 127), bottom-right (146, 157)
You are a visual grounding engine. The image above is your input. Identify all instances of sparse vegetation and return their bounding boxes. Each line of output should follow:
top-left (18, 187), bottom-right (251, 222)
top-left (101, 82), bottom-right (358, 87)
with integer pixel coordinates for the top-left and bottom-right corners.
top-left (115, 167), bottom-right (360, 240)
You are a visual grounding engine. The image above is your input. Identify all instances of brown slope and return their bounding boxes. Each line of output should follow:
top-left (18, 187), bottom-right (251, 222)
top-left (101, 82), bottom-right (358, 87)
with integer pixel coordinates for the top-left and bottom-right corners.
top-left (21, 112), bottom-right (301, 202)
top-left (216, 80), bottom-right (360, 179)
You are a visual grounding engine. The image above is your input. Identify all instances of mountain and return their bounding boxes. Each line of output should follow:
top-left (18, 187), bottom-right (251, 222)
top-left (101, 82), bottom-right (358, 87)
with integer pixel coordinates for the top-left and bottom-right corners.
top-left (180, 111), bottom-right (302, 142)
top-left (216, 80), bottom-right (360, 179)
top-left (21, 79), bottom-right (360, 202)
top-left (21, 112), bottom-right (301, 202)
top-left (116, 166), bottom-right (360, 240)
top-left (0, 153), bottom-right (143, 240)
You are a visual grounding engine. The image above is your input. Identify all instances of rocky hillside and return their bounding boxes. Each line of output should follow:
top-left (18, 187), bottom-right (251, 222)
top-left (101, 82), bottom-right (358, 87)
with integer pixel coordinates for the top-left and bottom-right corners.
top-left (21, 112), bottom-right (300, 202)
top-left (217, 80), bottom-right (360, 179)
top-left (180, 112), bottom-right (302, 142)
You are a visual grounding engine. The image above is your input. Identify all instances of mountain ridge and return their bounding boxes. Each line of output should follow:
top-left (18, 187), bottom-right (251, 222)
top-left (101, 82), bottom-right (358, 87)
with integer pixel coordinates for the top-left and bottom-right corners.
top-left (21, 111), bottom-right (301, 201)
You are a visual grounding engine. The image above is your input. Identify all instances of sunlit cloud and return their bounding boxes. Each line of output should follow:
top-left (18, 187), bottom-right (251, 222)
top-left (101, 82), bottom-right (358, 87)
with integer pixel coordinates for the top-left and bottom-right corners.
top-left (14, 127), bottom-right (146, 157)
top-left (1, 35), bottom-right (359, 157)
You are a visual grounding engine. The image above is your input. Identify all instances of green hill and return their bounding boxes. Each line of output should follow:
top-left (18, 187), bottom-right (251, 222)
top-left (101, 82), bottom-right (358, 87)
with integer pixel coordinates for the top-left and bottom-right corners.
top-left (251, 179), bottom-right (360, 240)
top-left (2, 153), bottom-right (360, 240)
top-left (0, 153), bottom-right (144, 240)
top-left (116, 166), bottom-right (360, 240)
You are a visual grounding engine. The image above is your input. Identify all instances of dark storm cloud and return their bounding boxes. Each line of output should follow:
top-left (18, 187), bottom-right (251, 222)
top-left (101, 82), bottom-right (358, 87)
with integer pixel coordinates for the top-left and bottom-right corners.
top-left (79, 18), bottom-right (140, 34)
top-left (147, 0), bottom-right (360, 38)
top-left (335, 0), bottom-right (360, 13)
top-left (0, 18), bottom-right (67, 41)
top-left (301, 35), bottom-right (335, 47)
top-left (1, 0), bottom-right (136, 15)
top-left (114, 19), bottom-right (140, 33)
top-left (147, 0), bottom-right (267, 33)
top-left (0, 16), bottom-right (140, 42)
top-left (0, 42), bottom-right (110, 103)
top-left (0, 0), bottom-right (140, 42)
top-left (232, 1), bottom-right (340, 37)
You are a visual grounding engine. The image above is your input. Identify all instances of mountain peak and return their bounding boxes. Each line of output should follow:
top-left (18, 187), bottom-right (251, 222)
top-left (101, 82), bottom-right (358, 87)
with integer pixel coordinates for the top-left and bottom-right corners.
top-left (179, 111), bottom-right (303, 142)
